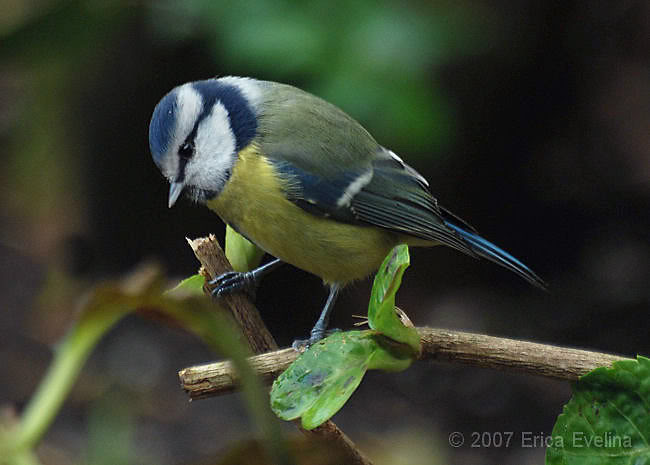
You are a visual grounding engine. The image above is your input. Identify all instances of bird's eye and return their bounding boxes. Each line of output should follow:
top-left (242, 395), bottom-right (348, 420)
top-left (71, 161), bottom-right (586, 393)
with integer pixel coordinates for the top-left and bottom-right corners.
top-left (178, 142), bottom-right (194, 159)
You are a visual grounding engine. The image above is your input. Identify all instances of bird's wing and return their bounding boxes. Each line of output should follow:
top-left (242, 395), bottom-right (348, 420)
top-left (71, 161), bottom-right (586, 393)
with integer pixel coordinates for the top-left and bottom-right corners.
top-left (348, 151), bottom-right (477, 255)
top-left (255, 82), bottom-right (474, 254)
top-left (268, 148), bottom-right (475, 255)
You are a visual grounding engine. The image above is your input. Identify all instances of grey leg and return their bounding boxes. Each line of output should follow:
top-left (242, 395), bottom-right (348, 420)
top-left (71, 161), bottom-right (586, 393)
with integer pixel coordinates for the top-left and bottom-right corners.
top-left (293, 283), bottom-right (341, 348)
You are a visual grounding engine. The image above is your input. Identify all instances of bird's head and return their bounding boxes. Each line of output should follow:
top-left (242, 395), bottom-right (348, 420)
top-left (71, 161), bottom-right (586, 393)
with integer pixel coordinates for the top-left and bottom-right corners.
top-left (148, 77), bottom-right (260, 207)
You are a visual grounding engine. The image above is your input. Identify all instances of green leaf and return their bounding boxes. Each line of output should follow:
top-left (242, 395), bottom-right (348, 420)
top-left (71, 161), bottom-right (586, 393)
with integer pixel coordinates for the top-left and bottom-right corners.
top-left (367, 335), bottom-right (415, 373)
top-left (270, 331), bottom-right (414, 429)
top-left (166, 273), bottom-right (205, 297)
top-left (546, 355), bottom-right (650, 465)
top-left (367, 245), bottom-right (420, 353)
top-left (271, 331), bottom-right (376, 429)
top-left (225, 225), bottom-right (265, 272)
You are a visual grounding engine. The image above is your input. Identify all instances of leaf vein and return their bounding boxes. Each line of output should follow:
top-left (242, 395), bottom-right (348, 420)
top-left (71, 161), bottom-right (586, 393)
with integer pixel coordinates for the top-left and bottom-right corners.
top-left (609, 398), bottom-right (650, 447)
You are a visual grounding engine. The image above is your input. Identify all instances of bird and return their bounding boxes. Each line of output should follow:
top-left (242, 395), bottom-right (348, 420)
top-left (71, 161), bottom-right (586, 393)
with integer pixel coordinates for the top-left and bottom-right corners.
top-left (149, 76), bottom-right (546, 345)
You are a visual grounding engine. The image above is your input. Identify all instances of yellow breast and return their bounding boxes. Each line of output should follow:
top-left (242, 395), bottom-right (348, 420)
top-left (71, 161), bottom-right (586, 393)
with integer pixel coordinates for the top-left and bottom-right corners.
top-left (206, 145), bottom-right (399, 284)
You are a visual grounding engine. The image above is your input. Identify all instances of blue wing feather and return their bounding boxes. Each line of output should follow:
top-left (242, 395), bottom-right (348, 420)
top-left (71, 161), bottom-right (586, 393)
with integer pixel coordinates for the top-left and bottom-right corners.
top-left (270, 160), bottom-right (361, 221)
top-left (444, 222), bottom-right (547, 289)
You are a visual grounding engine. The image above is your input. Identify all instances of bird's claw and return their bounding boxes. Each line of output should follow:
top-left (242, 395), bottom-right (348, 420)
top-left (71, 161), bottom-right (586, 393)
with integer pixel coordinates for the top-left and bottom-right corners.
top-left (209, 271), bottom-right (256, 298)
top-left (291, 328), bottom-right (340, 351)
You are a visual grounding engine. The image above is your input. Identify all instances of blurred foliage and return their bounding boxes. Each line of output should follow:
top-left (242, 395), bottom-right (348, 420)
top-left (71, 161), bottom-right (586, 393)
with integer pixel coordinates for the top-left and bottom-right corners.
top-left (146, 0), bottom-right (502, 152)
top-left (1, 1), bottom-right (127, 253)
top-left (0, 264), bottom-right (290, 465)
top-left (86, 391), bottom-right (135, 465)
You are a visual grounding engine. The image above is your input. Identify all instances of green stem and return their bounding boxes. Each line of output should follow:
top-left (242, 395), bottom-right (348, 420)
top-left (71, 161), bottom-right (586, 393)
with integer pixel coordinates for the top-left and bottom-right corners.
top-left (5, 448), bottom-right (41, 465)
top-left (12, 309), bottom-right (127, 453)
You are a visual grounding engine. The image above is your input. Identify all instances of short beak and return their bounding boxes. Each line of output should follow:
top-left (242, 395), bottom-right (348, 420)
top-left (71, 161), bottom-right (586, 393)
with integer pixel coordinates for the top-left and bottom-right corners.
top-left (168, 181), bottom-right (185, 208)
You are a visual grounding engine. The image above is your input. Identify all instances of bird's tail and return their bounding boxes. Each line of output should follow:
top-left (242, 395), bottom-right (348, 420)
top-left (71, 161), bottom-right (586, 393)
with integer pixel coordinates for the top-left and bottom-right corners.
top-left (444, 221), bottom-right (547, 290)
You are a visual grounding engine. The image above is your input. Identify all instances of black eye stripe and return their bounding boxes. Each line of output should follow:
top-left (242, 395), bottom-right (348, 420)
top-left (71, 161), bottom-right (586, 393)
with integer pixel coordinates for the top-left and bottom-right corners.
top-left (175, 156), bottom-right (189, 183)
top-left (179, 141), bottom-right (194, 159)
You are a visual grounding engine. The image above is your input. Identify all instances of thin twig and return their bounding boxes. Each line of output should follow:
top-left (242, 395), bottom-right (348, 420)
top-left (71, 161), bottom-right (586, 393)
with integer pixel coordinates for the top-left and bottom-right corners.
top-left (187, 236), bottom-right (277, 354)
top-left (179, 327), bottom-right (629, 398)
top-left (418, 328), bottom-right (627, 378)
top-left (185, 235), bottom-right (373, 465)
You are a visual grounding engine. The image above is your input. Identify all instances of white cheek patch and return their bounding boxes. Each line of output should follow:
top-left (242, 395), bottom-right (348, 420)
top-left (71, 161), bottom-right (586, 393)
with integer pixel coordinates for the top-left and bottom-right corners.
top-left (190, 101), bottom-right (237, 189)
top-left (336, 170), bottom-right (373, 207)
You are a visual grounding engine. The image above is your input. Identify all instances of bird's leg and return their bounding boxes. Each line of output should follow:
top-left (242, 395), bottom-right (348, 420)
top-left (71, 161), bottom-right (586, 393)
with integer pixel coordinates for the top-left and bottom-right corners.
top-left (210, 258), bottom-right (283, 298)
top-left (293, 283), bottom-right (341, 349)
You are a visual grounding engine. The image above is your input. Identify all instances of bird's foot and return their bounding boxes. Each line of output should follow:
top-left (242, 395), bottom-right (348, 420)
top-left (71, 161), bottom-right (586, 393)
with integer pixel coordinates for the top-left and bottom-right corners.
top-left (209, 271), bottom-right (257, 299)
top-left (291, 328), bottom-right (341, 351)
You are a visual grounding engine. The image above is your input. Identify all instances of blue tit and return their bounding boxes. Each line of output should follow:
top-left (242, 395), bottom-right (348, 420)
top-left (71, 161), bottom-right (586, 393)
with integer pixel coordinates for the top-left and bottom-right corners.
top-left (149, 76), bottom-right (546, 344)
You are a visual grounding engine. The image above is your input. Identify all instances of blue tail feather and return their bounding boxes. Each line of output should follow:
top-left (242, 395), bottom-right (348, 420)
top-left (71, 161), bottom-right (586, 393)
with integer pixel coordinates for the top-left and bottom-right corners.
top-left (444, 222), bottom-right (547, 290)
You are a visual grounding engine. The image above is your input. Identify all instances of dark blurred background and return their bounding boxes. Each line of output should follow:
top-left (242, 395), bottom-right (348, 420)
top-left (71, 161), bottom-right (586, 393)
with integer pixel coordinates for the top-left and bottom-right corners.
top-left (1, 0), bottom-right (648, 464)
